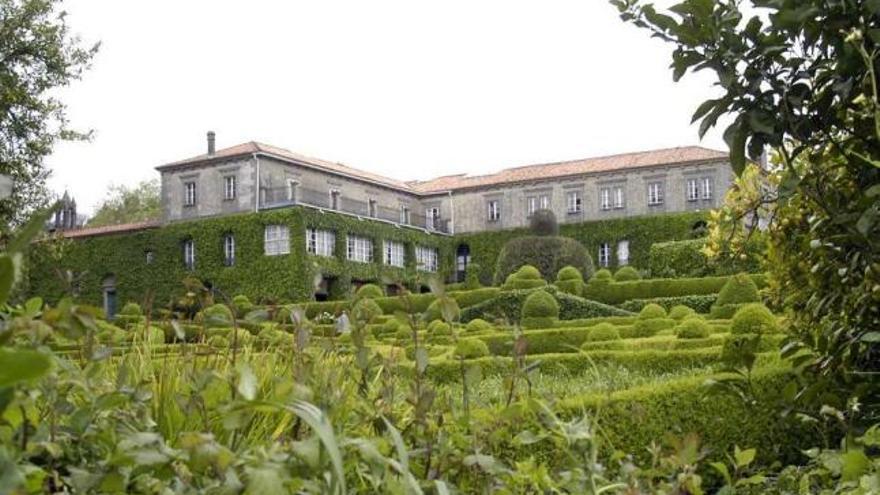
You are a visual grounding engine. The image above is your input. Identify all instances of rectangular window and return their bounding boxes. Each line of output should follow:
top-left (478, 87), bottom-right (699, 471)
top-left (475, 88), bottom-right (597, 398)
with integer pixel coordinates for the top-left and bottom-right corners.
top-left (617, 240), bottom-right (630, 266)
top-left (400, 206), bottom-right (410, 224)
top-left (415, 245), bottom-right (438, 272)
top-left (287, 180), bottom-right (299, 202)
top-left (184, 182), bottom-right (196, 207)
top-left (306, 228), bottom-right (335, 257)
top-left (368, 199), bottom-right (378, 218)
top-left (701, 177), bottom-right (713, 199)
top-left (566, 191), bottom-right (582, 213)
top-left (329, 189), bottom-right (340, 210)
top-left (527, 197), bottom-right (539, 216)
top-left (539, 195), bottom-right (550, 209)
top-left (183, 239), bottom-right (195, 270)
top-left (600, 188), bottom-right (611, 211)
top-left (347, 235), bottom-right (374, 263)
top-left (687, 178), bottom-right (699, 201)
top-left (487, 200), bottom-right (500, 222)
top-left (145, 250), bottom-right (155, 265)
top-left (223, 176), bottom-right (236, 200)
top-left (647, 182), bottom-right (664, 206)
top-left (425, 207), bottom-right (440, 230)
top-left (264, 224), bottom-right (290, 256)
top-left (224, 234), bottom-right (235, 266)
top-left (613, 186), bottom-right (624, 209)
top-left (383, 240), bottom-right (405, 267)
top-left (598, 243), bottom-right (610, 267)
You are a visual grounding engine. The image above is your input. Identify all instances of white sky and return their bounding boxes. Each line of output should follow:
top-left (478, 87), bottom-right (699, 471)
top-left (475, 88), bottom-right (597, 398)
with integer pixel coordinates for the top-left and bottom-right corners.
top-left (46, 0), bottom-right (727, 215)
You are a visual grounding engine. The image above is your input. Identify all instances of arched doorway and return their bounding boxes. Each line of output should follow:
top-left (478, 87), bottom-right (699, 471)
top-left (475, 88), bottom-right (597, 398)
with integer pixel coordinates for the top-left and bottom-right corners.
top-left (455, 244), bottom-right (470, 283)
top-left (102, 275), bottom-right (117, 319)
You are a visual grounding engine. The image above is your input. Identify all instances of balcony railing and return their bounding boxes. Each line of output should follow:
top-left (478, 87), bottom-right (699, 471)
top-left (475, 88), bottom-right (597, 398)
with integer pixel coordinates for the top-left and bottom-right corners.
top-left (259, 185), bottom-right (450, 234)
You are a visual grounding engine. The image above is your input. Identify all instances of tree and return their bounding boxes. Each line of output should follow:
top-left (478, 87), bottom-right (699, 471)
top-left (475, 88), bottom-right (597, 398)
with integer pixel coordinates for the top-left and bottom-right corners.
top-left (612, 0), bottom-right (879, 423)
top-left (0, 0), bottom-right (98, 230)
top-left (88, 179), bottom-right (161, 227)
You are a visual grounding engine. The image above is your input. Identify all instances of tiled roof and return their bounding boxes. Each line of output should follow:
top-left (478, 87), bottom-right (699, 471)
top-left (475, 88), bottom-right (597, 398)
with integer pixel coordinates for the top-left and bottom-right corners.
top-left (408, 146), bottom-right (728, 193)
top-left (157, 141), bottom-right (415, 192)
top-left (58, 220), bottom-right (160, 239)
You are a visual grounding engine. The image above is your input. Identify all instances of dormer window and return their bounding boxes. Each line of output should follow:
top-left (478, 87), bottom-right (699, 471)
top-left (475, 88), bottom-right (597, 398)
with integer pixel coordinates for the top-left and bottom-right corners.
top-left (223, 176), bottom-right (236, 200)
top-left (184, 182), bottom-right (196, 207)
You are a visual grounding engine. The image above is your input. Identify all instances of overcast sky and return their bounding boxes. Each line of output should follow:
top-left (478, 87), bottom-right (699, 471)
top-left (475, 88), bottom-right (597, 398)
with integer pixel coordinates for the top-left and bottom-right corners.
top-left (47, 0), bottom-right (727, 215)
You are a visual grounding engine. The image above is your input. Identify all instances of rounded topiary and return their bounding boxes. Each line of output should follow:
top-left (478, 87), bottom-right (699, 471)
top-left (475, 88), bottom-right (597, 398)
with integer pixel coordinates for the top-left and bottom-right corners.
top-left (494, 236), bottom-right (594, 286)
top-left (120, 302), bottom-right (143, 316)
top-left (721, 333), bottom-right (761, 367)
top-left (668, 305), bottom-right (697, 320)
top-left (515, 265), bottom-right (543, 280)
top-left (232, 295), bottom-right (254, 317)
top-left (731, 303), bottom-right (778, 336)
top-left (555, 265), bottom-right (585, 296)
top-left (145, 325), bottom-right (166, 345)
top-left (202, 304), bottom-right (234, 328)
top-left (590, 269), bottom-right (613, 282)
top-left (427, 320), bottom-right (454, 336)
top-left (613, 266), bottom-right (641, 282)
top-left (454, 338), bottom-right (490, 359)
top-left (716, 274), bottom-right (761, 305)
top-left (529, 209), bottom-right (559, 236)
top-left (521, 290), bottom-right (560, 329)
top-left (465, 318), bottom-right (493, 333)
top-left (464, 262), bottom-right (483, 290)
top-left (638, 303), bottom-right (667, 320)
top-left (585, 323), bottom-right (620, 342)
top-left (207, 335), bottom-right (228, 348)
top-left (630, 318), bottom-right (676, 338)
top-left (423, 298), bottom-right (461, 323)
top-left (556, 266), bottom-right (583, 281)
top-left (675, 318), bottom-right (710, 339)
top-left (352, 298), bottom-right (383, 323)
top-left (355, 283), bottom-right (384, 301)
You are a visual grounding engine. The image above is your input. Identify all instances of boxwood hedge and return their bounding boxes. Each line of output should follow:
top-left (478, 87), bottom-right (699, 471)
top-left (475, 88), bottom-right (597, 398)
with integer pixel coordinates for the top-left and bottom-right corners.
top-left (582, 273), bottom-right (767, 306)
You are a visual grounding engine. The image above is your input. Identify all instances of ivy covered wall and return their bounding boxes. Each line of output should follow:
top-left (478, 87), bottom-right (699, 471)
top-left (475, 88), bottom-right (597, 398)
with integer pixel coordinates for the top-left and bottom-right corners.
top-left (455, 211), bottom-right (709, 283)
top-left (28, 207), bottom-right (452, 307)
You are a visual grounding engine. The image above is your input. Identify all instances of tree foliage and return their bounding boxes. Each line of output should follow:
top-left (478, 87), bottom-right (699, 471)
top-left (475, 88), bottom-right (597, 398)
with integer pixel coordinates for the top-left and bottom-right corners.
top-left (88, 179), bottom-right (161, 227)
top-left (0, 0), bottom-right (98, 229)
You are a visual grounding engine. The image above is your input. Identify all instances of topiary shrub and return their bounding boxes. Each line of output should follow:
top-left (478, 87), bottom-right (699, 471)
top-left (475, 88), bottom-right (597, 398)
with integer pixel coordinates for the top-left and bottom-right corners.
top-left (613, 266), bottom-right (641, 282)
top-left (585, 322), bottom-right (620, 342)
top-left (232, 295), bottom-right (254, 318)
top-left (494, 237), bottom-right (594, 286)
top-left (590, 269), bottom-right (613, 282)
top-left (638, 303), bottom-right (667, 320)
top-left (521, 290), bottom-right (560, 329)
top-left (555, 265), bottom-right (585, 296)
top-left (202, 304), bottom-right (234, 328)
top-left (629, 318), bottom-right (676, 338)
top-left (427, 320), bottom-right (454, 336)
top-left (120, 302), bottom-right (143, 316)
top-left (721, 333), bottom-right (761, 367)
top-left (352, 298), bottom-right (383, 323)
top-left (354, 283), bottom-right (385, 301)
top-left (114, 302), bottom-right (145, 327)
top-left (207, 335), bottom-right (228, 349)
top-left (710, 273), bottom-right (761, 319)
top-left (464, 318), bottom-right (493, 333)
top-left (529, 209), bottom-right (559, 236)
top-left (674, 317), bottom-right (711, 339)
top-left (423, 298), bottom-right (461, 323)
top-left (453, 338), bottom-right (490, 359)
top-left (501, 265), bottom-right (548, 291)
top-left (668, 305), bottom-right (697, 320)
top-left (464, 262), bottom-right (483, 290)
top-left (731, 303), bottom-right (779, 336)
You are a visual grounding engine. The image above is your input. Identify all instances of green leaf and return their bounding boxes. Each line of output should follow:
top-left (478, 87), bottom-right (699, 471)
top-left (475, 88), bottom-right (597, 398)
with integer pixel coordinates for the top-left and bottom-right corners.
top-left (734, 446), bottom-right (756, 467)
top-left (7, 206), bottom-right (54, 254)
top-left (709, 461), bottom-right (732, 485)
top-left (724, 119), bottom-right (748, 176)
top-left (464, 364), bottom-right (482, 387)
top-left (861, 332), bottom-right (880, 343)
top-left (0, 349), bottom-right (52, 388)
top-left (840, 450), bottom-right (870, 481)
top-left (691, 98), bottom-right (719, 124)
top-left (415, 347), bottom-right (429, 374)
top-left (237, 364), bottom-right (257, 401)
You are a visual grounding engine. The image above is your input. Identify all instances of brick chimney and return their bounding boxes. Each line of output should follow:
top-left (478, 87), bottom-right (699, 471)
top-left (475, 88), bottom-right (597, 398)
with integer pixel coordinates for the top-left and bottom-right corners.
top-left (207, 131), bottom-right (216, 155)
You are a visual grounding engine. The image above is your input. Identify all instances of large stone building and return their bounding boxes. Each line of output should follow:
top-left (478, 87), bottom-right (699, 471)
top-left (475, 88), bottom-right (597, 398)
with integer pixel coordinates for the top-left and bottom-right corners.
top-left (158, 132), bottom-right (729, 237)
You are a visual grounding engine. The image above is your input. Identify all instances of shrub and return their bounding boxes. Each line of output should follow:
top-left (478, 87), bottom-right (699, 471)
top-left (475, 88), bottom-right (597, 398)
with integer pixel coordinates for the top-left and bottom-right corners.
top-left (231, 295), bottom-right (253, 317)
top-left (352, 298), bottom-right (383, 323)
top-left (668, 305), bottom-right (696, 320)
top-left (618, 295), bottom-right (718, 314)
top-left (202, 304), bottom-right (234, 328)
top-left (354, 283), bottom-right (384, 301)
top-left (145, 325), bottom-right (166, 345)
top-left (464, 262), bottom-right (482, 290)
top-left (638, 304), bottom-right (667, 320)
top-left (721, 333), bottom-right (762, 367)
top-left (674, 317), bottom-right (711, 339)
top-left (427, 320), bottom-right (454, 336)
top-left (629, 318), bottom-right (676, 338)
top-left (453, 338), bottom-right (490, 359)
top-left (529, 209), bottom-right (559, 236)
top-left (731, 303), bottom-right (779, 336)
top-left (584, 323), bottom-right (620, 342)
top-left (556, 265), bottom-right (583, 281)
top-left (120, 302), bottom-right (142, 316)
top-left (715, 273), bottom-right (761, 306)
top-left (522, 290), bottom-right (560, 329)
top-left (494, 237), bottom-right (594, 285)
top-left (555, 265), bottom-right (584, 296)
top-left (591, 269), bottom-right (613, 282)
top-left (584, 273), bottom-right (768, 306)
top-left (649, 237), bottom-right (764, 278)
top-left (613, 266), bottom-right (641, 282)
top-left (465, 318), bottom-right (493, 333)
top-left (555, 291), bottom-right (633, 320)
top-left (460, 287), bottom-right (631, 323)
top-left (207, 335), bottom-right (228, 348)
top-left (423, 298), bottom-right (461, 323)
top-left (450, 288), bottom-right (501, 308)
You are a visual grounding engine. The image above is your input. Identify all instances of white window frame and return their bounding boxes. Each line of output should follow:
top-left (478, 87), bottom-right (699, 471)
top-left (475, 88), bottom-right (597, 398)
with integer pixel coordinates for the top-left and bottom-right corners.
top-left (224, 234), bottom-right (235, 266)
top-left (527, 197), bottom-right (539, 216)
top-left (701, 177), bottom-right (713, 199)
top-left (687, 178), bottom-right (699, 202)
top-left (183, 239), bottom-right (195, 270)
top-left (347, 235), bottom-right (374, 263)
top-left (613, 186), bottom-right (624, 209)
top-left (647, 182), bottom-right (664, 206)
top-left (598, 243), bottom-right (610, 267)
top-left (224, 175), bottom-right (236, 201)
top-left (264, 224), bottom-right (290, 256)
top-left (184, 182), bottom-right (196, 207)
top-left (415, 245), bottom-right (438, 272)
top-left (487, 200), bottom-right (500, 222)
top-left (600, 188), bottom-right (611, 211)
top-left (426, 207), bottom-right (440, 230)
top-left (617, 240), bottom-right (630, 266)
top-left (566, 190), bottom-right (582, 213)
top-left (383, 240), bottom-right (405, 267)
top-left (329, 189), bottom-right (340, 210)
top-left (539, 195), bottom-right (550, 210)
top-left (145, 250), bottom-right (155, 265)
top-left (400, 206), bottom-right (410, 224)
top-left (368, 199), bottom-right (378, 218)
top-left (306, 228), bottom-right (335, 257)
top-left (287, 180), bottom-right (299, 202)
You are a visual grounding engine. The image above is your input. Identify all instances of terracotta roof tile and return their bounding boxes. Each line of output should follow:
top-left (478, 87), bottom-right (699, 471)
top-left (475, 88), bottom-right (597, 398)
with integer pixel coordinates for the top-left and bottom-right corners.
top-left (408, 146), bottom-right (728, 193)
top-left (59, 220), bottom-right (160, 239)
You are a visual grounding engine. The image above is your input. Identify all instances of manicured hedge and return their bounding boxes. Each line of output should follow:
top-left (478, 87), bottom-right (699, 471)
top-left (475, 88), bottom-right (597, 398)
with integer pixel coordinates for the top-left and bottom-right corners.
top-left (649, 237), bottom-right (764, 278)
top-left (460, 287), bottom-right (631, 323)
top-left (494, 236), bottom-right (594, 286)
top-left (618, 294), bottom-right (718, 314)
top-left (582, 273), bottom-right (768, 306)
